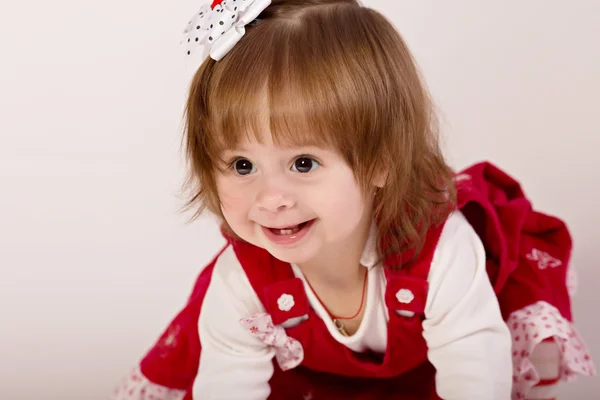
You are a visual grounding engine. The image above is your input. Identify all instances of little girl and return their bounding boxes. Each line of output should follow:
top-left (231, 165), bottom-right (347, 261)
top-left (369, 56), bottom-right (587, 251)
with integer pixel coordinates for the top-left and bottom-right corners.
top-left (111, 0), bottom-right (594, 399)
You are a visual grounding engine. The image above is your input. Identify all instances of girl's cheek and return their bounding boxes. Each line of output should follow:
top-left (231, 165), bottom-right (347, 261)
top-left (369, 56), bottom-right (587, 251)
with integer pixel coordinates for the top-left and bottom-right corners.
top-left (218, 180), bottom-right (254, 208)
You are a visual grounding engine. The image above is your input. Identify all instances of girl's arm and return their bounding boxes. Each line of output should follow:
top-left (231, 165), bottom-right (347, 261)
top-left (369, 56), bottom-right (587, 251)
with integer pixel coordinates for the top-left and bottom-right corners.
top-left (194, 247), bottom-right (275, 399)
top-left (423, 212), bottom-right (513, 399)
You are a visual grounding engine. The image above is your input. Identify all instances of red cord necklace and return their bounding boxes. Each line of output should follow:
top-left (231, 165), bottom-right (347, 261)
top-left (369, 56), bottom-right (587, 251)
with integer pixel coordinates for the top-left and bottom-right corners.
top-left (305, 267), bottom-right (368, 336)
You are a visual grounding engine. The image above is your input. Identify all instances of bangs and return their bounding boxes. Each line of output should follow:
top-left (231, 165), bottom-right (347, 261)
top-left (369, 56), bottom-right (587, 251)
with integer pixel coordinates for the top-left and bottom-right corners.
top-left (198, 3), bottom-right (394, 163)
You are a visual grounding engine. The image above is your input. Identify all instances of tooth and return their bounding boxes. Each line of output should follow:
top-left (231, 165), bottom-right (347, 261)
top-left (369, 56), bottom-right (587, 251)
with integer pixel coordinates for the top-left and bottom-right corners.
top-left (280, 229), bottom-right (292, 235)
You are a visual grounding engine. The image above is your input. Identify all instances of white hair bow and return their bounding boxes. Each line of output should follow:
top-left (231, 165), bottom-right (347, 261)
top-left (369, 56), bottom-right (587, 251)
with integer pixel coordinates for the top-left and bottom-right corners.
top-left (182, 0), bottom-right (271, 61)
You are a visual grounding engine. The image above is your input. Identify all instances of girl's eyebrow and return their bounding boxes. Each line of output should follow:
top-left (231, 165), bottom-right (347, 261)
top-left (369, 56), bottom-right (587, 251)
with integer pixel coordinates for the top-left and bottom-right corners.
top-left (221, 147), bottom-right (249, 155)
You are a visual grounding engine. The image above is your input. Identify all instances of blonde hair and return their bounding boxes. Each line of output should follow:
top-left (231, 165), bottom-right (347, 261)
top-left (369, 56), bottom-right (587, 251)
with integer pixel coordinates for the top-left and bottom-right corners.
top-left (183, 0), bottom-right (456, 267)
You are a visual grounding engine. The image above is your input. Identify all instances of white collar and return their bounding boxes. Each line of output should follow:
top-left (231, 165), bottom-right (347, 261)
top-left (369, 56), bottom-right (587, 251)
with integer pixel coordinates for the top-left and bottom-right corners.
top-left (359, 220), bottom-right (379, 269)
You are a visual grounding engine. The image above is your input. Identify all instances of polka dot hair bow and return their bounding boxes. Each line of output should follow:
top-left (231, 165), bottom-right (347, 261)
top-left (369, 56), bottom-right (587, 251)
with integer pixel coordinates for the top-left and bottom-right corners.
top-left (182, 0), bottom-right (271, 61)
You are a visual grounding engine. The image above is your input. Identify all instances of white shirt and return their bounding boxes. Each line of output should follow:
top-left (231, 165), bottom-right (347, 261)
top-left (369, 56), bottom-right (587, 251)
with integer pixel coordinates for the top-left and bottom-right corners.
top-left (194, 211), bottom-right (512, 399)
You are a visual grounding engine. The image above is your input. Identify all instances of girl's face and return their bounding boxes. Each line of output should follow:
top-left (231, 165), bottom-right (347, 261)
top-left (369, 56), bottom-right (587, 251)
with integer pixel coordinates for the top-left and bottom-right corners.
top-left (215, 132), bottom-right (376, 266)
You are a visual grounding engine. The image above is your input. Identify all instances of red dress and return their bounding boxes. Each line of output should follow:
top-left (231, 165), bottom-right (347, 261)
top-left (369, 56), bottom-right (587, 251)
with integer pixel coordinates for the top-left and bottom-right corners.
top-left (110, 162), bottom-right (594, 400)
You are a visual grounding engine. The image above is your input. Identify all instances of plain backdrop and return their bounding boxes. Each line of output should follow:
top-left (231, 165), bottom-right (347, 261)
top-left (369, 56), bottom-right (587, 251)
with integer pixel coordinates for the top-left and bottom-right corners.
top-left (1, 0), bottom-right (598, 398)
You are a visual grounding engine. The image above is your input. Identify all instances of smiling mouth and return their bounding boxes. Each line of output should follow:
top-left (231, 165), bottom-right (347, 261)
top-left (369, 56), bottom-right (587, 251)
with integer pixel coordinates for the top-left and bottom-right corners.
top-left (266, 221), bottom-right (309, 235)
top-left (260, 219), bottom-right (316, 246)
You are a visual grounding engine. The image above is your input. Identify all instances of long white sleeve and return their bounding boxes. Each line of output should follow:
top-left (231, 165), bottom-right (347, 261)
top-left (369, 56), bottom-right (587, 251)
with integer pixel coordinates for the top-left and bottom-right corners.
top-left (193, 247), bottom-right (274, 400)
top-left (423, 212), bottom-right (513, 399)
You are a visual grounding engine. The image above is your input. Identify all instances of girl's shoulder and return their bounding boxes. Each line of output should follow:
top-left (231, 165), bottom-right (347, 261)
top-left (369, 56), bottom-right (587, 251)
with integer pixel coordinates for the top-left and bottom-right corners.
top-left (427, 209), bottom-right (486, 295)
top-left (203, 244), bottom-right (264, 310)
top-left (435, 210), bottom-right (481, 252)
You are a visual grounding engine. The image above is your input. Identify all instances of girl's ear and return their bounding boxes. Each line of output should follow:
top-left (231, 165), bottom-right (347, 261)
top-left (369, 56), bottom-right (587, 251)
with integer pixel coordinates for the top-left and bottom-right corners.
top-left (372, 165), bottom-right (388, 188)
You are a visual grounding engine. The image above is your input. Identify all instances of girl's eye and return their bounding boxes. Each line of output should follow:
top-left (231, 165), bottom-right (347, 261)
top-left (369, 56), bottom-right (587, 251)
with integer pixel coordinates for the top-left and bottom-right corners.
top-left (291, 157), bottom-right (320, 174)
top-left (233, 158), bottom-right (256, 176)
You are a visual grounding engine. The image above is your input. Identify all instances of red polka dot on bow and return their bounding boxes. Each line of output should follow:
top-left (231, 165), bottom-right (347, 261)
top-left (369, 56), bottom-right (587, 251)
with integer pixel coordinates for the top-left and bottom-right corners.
top-left (211, 0), bottom-right (225, 9)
